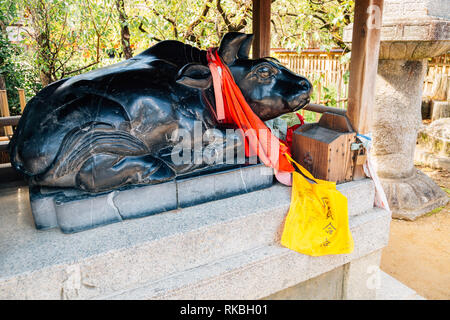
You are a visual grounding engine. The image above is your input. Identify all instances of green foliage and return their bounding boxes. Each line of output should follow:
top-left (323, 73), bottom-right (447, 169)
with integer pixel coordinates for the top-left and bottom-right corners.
top-left (127, 0), bottom-right (252, 51)
top-left (322, 85), bottom-right (337, 107)
top-left (271, 0), bottom-right (354, 51)
top-left (0, 33), bottom-right (20, 115)
top-left (0, 0), bottom-right (40, 114)
top-left (280, 112), bottom-right (300, 127)
top-left (21, 0), bottom-right (119, 86)
top-left (425, 206), bottom-right (444, 217)
top-left (279, 110), bottom-right (317, 127)
top-left (0, 34), bottom-right (41, 115)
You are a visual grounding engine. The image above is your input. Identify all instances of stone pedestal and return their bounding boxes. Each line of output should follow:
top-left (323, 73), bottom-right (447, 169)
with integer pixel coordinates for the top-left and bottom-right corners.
top-left (342, 250), bottom-right (382, 300)
top-left (28, 163), bottom-right (273, 233)
top-left (372, 60), bottom-right (426, 181)
top-left (372, 59), bottom-right (448, 220)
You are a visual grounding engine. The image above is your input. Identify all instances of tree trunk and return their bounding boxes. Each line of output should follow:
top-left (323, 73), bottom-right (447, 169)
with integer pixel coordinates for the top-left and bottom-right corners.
top-left (116, 0), bottom-right (133, 60)
top-left (0, 75), bottom-right (5, 90)
top-left (39, 71), bottom-right (52, 87)
top-left (36, 36), bottom-right (53, 86)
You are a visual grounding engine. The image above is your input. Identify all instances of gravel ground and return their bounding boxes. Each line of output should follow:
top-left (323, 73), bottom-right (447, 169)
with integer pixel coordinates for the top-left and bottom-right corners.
top-left (380, 165), bottom-right (450, 300)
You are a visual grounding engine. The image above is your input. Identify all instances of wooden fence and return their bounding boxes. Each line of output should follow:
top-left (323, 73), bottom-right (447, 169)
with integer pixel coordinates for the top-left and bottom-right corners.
top-left (0, 89), bottom-right (25, 163)
top-left (273, 49), bottom-right (450, 116)
top-left (272, 48), bottom-right (350, 110)
top-left (0, 89), bottom-right (26, 140)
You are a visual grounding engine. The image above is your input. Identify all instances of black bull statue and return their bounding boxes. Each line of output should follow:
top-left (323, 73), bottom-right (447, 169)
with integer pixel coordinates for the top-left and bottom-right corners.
top-left (9, 32), bottom-right (311, 193)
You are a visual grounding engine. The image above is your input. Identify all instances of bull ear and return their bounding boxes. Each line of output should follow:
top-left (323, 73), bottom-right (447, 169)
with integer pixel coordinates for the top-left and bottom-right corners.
top-left (218, 32), bottom-right (251, 65)
top-left (176, 63), bottom-right (211, 89)
top-left (237, 34), bottom-right (254, 59)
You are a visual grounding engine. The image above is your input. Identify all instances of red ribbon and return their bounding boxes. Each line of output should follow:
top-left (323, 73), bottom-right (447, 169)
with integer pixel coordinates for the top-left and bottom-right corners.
top-left (206, 48), bottom-right (294, 174)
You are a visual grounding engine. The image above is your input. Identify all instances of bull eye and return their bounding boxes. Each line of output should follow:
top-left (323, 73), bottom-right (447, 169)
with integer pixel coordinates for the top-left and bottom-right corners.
top-left (255, 64), bottom-right (276, 79)
top-left (258, 67), bottom-right (271, 78)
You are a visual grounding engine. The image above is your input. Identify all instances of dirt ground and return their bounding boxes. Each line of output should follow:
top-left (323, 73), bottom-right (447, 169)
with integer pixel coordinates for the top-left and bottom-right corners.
top-left (380, 165), bottom-right (450, 300)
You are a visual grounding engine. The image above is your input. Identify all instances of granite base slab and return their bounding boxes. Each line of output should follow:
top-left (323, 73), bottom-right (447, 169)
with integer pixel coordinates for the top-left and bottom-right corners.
top-left (29, 164), bottom-right (274, 233)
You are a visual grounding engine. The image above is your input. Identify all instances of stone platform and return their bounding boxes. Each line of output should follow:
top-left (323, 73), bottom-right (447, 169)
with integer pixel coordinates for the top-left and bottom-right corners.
top-left (29, 163), bottom-right (273, 233)
top-left (0, 177), bottom-right (394, 300)
top-left (375, 271), bottom-right (424, 300)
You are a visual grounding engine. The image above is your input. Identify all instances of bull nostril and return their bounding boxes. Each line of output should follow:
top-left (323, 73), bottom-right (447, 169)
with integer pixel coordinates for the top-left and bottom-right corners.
top-left (299, 79), bottom-right (311, 92)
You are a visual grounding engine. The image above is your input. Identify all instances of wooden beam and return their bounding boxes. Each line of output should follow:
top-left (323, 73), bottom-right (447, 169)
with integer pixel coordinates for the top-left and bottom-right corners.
top-left (0, 115), bottom-right (20, 127)
top-left (345, 0), bottom-right (384, 180)
top-left (346, 0), bottom-right (384, 134)
top-left (304, 103), bottom-right (347, 117)
top-left (17, 88), bottom-right (26, 112)
top-left (252, 0), bottom-right (271, 59)
top-left (0, 90), bottom-right (13, 136)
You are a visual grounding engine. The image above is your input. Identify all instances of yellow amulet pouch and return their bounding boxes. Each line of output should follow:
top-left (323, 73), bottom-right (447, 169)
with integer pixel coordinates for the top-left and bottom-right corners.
top-left (281, 154), bottom-right (354, 256)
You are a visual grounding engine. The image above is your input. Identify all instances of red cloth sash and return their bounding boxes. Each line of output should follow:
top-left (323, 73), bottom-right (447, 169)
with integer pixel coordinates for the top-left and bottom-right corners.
top-left (206, 48), bottom-right (294, 174)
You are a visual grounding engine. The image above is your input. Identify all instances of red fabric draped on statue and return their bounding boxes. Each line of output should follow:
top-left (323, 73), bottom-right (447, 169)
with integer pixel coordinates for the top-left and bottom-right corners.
top-left (206, 48), bottom-right (294, 174)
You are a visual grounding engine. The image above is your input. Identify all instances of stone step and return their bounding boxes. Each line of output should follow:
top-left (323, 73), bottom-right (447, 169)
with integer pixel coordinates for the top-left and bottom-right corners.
top-left (0, 179), bottom-right (376, 300)
top-left (415, 118), bottom-right (450, 171)
top-left (430, 100), bottom-right (450, 121)
top-left (417, 118), bottom-right (449, 157)
top-left (99, 207), bottom-right (391, 300)
top-left (414, 144), bottom-right (450, 171)
top-left (28, 163), bottom-right (274, 233)
top-left (376, 271), bottom-right (425, 300)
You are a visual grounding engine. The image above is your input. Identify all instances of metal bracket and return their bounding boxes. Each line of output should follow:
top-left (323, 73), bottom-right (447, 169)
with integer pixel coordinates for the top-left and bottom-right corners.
top-left (351, 141), bottom-right (367, 165)
top-left (350, 142), bottom-right (363, 151)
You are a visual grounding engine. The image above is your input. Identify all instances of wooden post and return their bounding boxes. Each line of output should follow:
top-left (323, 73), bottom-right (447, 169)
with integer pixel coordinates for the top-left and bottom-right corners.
top-left (345, 0), bottom-right (384, 180)
top-left (0, 90), bottom-right (13, 136)
top-left (346, 0), bottom-right (383, 134)
top-left (252, 0), bottom-right (271, 59)
top-left (17, 88), bottom-right (26, 112)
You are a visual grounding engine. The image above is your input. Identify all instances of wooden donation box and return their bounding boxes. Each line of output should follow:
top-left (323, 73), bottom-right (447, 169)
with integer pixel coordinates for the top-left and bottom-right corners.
top-left (291, 112), bottom-right (360, 184)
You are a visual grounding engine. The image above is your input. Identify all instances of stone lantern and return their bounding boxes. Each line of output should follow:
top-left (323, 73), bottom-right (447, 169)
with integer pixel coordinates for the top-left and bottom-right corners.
top-left (344, 0), bottom-right (450, 220)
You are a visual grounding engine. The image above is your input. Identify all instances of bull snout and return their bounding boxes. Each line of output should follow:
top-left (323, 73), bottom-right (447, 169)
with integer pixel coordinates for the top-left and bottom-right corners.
top-left (289, 77), bottom-right (312, 111)
top-left (299, 78), bottom-right (312, 94)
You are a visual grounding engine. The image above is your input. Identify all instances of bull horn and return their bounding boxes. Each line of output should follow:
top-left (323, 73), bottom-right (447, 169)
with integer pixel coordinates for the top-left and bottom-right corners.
top-left (218, 32), bottom-right (253, 64)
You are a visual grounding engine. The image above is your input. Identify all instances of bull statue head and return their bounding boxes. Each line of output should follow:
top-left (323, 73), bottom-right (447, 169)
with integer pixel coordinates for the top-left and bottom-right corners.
top-left (176, 32), bottom-right (312, 121)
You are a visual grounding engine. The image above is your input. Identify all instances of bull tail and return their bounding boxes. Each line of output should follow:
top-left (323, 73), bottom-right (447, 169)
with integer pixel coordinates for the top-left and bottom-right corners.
top-left (8, 133), bottom-right (24, 173)
top-left (8, 117), bottom-right (31, 175)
